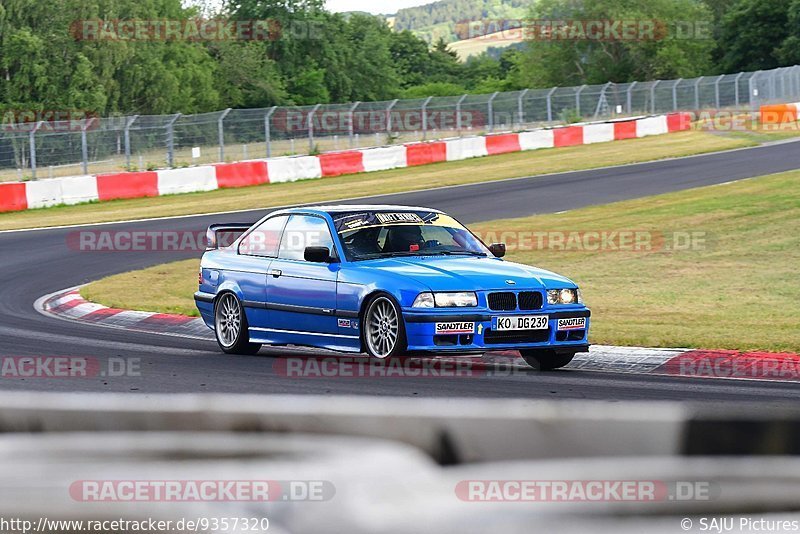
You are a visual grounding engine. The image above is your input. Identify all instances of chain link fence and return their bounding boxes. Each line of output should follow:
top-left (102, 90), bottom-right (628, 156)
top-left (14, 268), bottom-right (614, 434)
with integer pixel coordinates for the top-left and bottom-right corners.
top-left (1, 65), bottom-right (798, 182)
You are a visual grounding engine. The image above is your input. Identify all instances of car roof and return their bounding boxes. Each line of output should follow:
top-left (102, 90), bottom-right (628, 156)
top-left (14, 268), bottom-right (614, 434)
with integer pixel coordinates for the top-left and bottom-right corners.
top-left (282, 204), bottom-right (444, 215)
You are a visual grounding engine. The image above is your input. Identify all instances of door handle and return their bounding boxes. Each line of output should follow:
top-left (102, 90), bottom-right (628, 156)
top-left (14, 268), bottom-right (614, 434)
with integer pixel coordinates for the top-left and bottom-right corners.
top-left (269, 269), bottom-right (282, 278)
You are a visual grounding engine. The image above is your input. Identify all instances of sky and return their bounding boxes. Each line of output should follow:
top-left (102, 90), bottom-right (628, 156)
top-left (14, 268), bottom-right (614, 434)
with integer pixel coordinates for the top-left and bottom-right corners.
top-left (325, 0), bottom-right (434, 15)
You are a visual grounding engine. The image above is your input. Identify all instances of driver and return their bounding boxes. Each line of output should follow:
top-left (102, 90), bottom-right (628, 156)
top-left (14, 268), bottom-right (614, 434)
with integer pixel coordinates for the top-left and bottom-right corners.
top-left (383, 225), bottom-right (424, 253)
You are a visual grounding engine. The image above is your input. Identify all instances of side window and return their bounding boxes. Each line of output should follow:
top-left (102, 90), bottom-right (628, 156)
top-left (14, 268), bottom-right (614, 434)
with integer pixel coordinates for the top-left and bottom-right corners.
top-left (278, 215), bottom-right (335, 261)
top-left (238, 215), bottom-right (288, 257)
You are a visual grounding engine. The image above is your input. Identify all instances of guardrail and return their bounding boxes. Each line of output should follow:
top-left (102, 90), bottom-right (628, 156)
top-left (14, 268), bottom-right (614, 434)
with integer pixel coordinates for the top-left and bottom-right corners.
top-left (0, 112), bottom-right (692, 214)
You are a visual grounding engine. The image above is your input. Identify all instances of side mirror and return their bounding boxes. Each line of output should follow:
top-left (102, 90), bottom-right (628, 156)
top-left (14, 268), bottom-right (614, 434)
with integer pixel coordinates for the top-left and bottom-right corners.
top-left (488, 243), bottom-right (506, 258)
top-left (304, 246), bottom-right (332, 263)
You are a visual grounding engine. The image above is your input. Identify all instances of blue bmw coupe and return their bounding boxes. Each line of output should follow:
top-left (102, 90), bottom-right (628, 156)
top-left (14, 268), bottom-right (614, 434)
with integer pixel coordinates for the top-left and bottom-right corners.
top-left (195, 205), bottom-right (590, 369)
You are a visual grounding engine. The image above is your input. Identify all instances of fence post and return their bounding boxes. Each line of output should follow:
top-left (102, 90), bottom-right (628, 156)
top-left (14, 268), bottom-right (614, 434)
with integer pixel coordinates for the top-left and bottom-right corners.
top-left (575, 84), bottom-right (586, 116)
top-left (593, 82), bottom-right (612, 119)
top-left (733, 72), bottom-right (744, 107)
top-left (694, 77), bottom-right (703, 109)
top-left (749, 71), bottom-right (761, 110)
top-left (29, 121), bottom-right (44, 180)
top-left (770, 70), bottom-right (777, 101)
top-left (626, 82), bottom-right (637, 114)
top-left (672, 79), bottom-right (682, 111)
top-left (307, 104), bottom-right (321, 153)
top-left (80, 118), bottom-right (94, 175)
top-left (795, 66), bottom-right (800, 99)
top-left (166, 113), bottom-right (181, 168)
top-left (546, 87), bottom-right (557, 122)
top-left (650, 80), bottom-right (660, 113)
top-left (420, 96), bottom-right (432, 140)
top-left (348, 101), bottom-right (360, 147)
top-left (386, 99), bottom-right (398, 137)
top-left (487, 91), bottom-right (499, 132)
top-left (218, 108), bottom-right (231, 162)
top-left (265, 106), bottom-right (277, 157)
top-left (516, 89), bottom-right (529, 128)
top-left (124, 115), bottom-right (138, 169)
top-left (714, 74), bottom-right (724, 109)
top-left (456, 94), bottom-right (467, 134)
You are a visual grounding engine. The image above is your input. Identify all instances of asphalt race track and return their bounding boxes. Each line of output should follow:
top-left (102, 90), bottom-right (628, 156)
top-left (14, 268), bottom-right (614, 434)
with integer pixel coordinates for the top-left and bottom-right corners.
top-left (2, 140), bottom-right (800, 401)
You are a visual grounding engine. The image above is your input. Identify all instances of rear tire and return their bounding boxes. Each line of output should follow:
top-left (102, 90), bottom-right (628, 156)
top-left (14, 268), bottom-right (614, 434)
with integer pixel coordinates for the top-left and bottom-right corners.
top-left (520, 349), bottom-right (575, 370)
top-left (214, 293), bottom-right (261, 355)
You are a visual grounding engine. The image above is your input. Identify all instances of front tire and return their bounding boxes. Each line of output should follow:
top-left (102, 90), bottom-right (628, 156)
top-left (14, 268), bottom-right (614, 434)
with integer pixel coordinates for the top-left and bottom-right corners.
top-left (214, 293), bottom-right (261, 355)
top-left (363, 295), bottom-right (406, 359)
top-left (520, 349), bottom-right (575, 370)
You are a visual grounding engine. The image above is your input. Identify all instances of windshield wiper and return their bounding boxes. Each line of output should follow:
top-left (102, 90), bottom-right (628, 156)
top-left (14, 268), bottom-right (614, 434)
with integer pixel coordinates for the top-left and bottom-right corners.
top-left (437, 250), bottom-right (487, 256)
top-left (355, 250), bottom-right (486, 260)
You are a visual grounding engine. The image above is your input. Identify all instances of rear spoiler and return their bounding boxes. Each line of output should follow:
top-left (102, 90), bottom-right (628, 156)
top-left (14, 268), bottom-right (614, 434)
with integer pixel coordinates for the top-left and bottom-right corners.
top-left (205, 223), bottom-right (253, 250)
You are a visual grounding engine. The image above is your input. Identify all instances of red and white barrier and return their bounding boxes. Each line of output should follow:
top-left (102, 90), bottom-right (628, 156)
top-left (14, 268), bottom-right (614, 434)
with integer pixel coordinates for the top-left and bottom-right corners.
top-left (214, 161), bottom-right (269, 188)
top-left (405, 141), bottom-right (447, 166)
top-left (318, 150), bottom-right (365, 177)
top-left (59, 175), bottom-right (99, 206)
top-left (485, 133), bottom-right (521, 155)
top-left (518, 129), bottom-right (555, 150)
top-left (267, 155), bottom-right (323, 183)
top-left (157, 166), bottom-right (217, 195)
top-left (445, 136), bottom-right (489, 161)
top-left (582, 123), bottom-right (615, 144)
top-left (635, 115), bottom-right (669, 137)
top-left (361, 146), bottom-right (407, 172)
top-left (97, 171), bottom-right (159, 201)
top-left (0, 113), bottom-right (693, 214)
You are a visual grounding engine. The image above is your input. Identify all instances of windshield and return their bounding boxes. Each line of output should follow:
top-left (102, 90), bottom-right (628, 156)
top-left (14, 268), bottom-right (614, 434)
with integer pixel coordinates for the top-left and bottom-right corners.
top-left (333, 210), bottom-right (490, 261)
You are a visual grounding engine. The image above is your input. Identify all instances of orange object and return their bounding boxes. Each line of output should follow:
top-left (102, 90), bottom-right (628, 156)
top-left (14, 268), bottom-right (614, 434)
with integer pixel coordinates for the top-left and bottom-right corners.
top-left (760, 104), bottom-right (798, 124)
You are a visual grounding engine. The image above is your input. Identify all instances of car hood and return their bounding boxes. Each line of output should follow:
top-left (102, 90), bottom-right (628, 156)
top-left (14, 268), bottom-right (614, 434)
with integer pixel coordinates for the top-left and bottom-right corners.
top-left (361, 256), bottom-right (576, 291)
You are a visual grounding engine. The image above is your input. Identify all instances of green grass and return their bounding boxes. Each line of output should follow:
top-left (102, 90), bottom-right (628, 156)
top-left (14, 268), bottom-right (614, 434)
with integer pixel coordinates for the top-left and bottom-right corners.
top-left (82, 170), bottom-right (800, 352)
top-left (0, 130), bottom-right (751, 231)
top-left (82, 259), bottom-right (201, 317)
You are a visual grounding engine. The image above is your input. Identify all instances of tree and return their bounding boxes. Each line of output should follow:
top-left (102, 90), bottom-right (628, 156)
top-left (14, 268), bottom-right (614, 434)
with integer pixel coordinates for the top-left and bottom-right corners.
top-left (718, 0), bottom-right (790, 72)
top-left (212, 42), bottom-right (287, 109)
top-left (772, 0), bottom-right (800, 66)
top-left (514, 0), bottom-right (715, 87)
top-left (0, 0), bottom-right (222, 115)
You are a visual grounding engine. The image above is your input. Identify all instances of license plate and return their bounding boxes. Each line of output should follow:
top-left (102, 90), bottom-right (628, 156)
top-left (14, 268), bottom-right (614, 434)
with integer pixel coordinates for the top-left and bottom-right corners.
top-left (492, 315), bottom-right (549, 331)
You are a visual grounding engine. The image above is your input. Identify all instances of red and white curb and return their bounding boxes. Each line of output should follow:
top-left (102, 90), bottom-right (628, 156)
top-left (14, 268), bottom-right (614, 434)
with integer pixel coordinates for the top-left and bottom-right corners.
top-left (36, 287), bottom-right (210, 340)
top-left (37, 287), bottom-right (800, 382)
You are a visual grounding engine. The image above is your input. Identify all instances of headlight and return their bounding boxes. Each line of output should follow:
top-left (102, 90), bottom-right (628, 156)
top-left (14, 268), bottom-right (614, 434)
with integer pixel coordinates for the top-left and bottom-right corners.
top-left (547, 288), bottom-right (580, 305)
top-left (435, 292), bottom-right (478, 307)
top-left (412, 292), bottom-right (477, 308)
top-left (412, 292), bottom-right (435, 308)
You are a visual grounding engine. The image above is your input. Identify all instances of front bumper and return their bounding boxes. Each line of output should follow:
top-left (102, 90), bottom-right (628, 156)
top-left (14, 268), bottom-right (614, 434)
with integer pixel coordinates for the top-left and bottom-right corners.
top-left (402, 308), bottom-right (590, 352)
